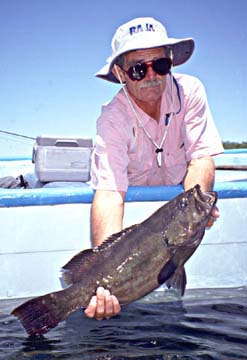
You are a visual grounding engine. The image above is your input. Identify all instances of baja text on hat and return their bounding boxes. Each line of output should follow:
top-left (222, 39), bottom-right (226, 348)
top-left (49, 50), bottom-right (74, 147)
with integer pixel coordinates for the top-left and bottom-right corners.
top-left (129, 23), bottom-right (155, 35)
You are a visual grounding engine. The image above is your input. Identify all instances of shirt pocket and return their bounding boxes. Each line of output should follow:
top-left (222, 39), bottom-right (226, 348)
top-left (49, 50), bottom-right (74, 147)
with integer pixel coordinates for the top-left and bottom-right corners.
top-left (165, 144), bottom-right (187, 166)
top-left (127, 151), bottom-right (154, 185)
top-left (164, 146), bottom-right (187, 184)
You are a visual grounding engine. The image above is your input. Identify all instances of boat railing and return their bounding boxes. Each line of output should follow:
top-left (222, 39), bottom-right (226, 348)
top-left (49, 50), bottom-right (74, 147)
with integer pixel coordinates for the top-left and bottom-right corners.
top-left (0, 149), bottom-right (246, 207)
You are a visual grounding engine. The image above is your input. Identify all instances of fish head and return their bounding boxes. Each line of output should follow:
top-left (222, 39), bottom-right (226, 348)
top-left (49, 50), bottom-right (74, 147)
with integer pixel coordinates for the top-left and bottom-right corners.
top-left (159, 184), bottom-right (217, 248)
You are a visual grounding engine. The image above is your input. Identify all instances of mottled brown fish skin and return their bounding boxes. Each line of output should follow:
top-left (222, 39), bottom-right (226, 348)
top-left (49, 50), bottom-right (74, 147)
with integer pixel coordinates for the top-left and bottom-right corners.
top-left (11, 185), bottom-right (217, 336)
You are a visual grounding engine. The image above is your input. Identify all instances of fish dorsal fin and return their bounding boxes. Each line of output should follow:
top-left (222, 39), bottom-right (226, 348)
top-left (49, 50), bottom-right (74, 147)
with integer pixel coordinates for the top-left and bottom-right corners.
top-left (62, 223), bottom-right (139, 286)
top-left (96, 223), bottom-right (140, 251)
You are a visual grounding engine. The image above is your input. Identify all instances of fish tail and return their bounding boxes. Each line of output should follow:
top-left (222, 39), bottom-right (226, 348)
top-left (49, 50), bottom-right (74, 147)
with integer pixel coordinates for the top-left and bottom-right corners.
top-left (11, 291), bottom-right (69, 336)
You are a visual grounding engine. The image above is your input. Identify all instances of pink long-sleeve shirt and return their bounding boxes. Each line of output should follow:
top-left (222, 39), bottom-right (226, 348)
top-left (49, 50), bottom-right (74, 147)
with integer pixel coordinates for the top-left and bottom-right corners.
top-left (91, 73), bottom-right (224, 191)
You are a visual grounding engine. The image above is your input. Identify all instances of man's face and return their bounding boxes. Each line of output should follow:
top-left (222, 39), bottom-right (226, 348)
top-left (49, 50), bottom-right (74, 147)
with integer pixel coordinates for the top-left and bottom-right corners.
top-left (116, 47), bottom-right (168, 105)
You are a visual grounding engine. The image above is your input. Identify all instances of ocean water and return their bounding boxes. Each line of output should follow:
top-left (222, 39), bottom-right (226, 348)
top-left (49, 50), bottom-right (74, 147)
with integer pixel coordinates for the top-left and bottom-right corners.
top-left (1, 288), bottom-right (246, 360)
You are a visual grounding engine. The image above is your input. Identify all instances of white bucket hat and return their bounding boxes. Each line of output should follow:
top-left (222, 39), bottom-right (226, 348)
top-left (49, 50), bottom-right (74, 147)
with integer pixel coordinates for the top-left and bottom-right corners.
top-left (96, 17), bottom-right (195, 83)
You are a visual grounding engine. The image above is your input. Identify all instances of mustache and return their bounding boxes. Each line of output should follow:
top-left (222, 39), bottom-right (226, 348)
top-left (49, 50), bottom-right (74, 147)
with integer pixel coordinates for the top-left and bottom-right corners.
top-left (139, 79), bottom-right (163, 89)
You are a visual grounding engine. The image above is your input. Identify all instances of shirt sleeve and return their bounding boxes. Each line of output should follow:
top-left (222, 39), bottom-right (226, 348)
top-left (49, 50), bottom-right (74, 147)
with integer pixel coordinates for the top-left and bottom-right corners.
top-left (90, 105), bottom-right (132, 192)
top-left (181, 76), bottom-right (224, 161)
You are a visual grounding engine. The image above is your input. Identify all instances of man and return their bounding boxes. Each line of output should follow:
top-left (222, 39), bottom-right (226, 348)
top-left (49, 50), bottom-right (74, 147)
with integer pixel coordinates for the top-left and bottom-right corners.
top-left (85, 17), bottom-right (224, 320)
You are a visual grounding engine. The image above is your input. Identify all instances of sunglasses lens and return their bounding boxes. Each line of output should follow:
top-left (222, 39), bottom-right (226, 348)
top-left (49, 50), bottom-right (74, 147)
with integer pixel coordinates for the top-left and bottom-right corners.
top-left (125, 58), bottom-right (171, 81)
top-left (153, 58), bottom-right (172, 75)
top-left (128, 63), bottom-right (147, 81)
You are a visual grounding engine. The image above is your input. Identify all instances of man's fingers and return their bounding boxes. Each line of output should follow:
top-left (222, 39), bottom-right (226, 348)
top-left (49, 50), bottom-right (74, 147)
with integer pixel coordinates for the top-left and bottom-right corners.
top-left (84, 287), bottom-right (105, 319)
top-left (211, 205), bottom-right (220, 219)
top-left (111, 295), bottom-right (121, 315)
top-left (206, 216), bottom-right (215, 227)
top-left (207, 206), bottom-right (219, 228)
top-left (104, 289), bottom-right (114, 319)
top-left (95, 287), bottom-right (106, 320)
top-left (84, 295), bottom-right (97, 318)
top-left (84, 287), bottom-right (121, 320)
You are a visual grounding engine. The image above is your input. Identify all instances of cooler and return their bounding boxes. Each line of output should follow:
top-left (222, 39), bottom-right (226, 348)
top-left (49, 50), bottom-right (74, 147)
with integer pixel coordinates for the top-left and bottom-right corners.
top-left (32, 136), bottom-right (93, 182)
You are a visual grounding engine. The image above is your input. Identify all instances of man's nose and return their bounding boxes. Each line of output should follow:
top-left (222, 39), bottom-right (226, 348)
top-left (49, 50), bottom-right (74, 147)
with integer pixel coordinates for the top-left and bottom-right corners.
top-left (145, 63), bottom-right (157, 79)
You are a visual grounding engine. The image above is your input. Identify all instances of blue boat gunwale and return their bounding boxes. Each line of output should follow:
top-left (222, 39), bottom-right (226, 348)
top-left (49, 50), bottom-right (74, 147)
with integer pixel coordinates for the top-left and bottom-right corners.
top-left (0, 149), bottom-right (246, 206)
top-left (0, 181), bottom-right (247, 207)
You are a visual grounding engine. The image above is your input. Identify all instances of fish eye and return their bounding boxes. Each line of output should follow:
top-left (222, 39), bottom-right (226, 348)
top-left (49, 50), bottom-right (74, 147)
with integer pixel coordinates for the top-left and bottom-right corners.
top-left (179, 198), bottom-right (188, 209)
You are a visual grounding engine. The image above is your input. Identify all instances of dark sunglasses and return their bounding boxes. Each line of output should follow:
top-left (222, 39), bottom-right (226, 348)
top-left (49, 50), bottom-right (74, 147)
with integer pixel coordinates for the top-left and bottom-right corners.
top-left (123, 57), bottom-right (172, 81)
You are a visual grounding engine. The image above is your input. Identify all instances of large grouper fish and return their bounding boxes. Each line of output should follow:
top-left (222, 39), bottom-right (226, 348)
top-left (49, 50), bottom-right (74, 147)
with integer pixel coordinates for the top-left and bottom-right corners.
top-left (12, 184), bottom-right (217, 336)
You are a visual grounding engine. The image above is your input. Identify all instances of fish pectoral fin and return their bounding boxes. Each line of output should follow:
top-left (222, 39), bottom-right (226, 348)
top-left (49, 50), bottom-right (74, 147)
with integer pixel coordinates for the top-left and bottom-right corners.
top-left (165, 266), bottom-right (187, 296)
top-left (157, 259), bottom-right (177, 285)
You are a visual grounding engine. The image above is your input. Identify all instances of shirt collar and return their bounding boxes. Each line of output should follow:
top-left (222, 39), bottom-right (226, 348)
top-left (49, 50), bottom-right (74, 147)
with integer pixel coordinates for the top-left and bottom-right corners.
top-left (117, 74), bottom-right (180, 127)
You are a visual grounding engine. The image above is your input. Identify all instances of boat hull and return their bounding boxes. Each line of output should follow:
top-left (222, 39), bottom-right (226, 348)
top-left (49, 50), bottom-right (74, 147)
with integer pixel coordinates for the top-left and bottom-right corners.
top-left (0, 151), bottom-right (247, 299)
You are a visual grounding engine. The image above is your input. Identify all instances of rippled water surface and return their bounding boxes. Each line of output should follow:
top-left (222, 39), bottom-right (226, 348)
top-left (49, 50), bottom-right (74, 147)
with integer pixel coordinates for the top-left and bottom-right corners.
top-left (1, 287), bottom-right (246, 360)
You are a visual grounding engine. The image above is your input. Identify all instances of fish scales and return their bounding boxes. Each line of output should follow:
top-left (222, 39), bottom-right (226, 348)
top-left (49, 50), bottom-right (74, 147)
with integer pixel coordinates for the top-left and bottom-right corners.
top-left (11, 184), bottom-right (217, 336)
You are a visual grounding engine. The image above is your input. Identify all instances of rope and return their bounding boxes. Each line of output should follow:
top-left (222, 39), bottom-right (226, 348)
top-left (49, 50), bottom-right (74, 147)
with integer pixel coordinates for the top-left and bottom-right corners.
top-left (0, 130), bottom-right (35, 141)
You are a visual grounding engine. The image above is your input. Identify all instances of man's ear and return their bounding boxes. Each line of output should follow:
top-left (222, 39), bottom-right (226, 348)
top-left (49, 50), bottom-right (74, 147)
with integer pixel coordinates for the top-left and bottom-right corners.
top-left (112, 64), bottom-right (126, 83)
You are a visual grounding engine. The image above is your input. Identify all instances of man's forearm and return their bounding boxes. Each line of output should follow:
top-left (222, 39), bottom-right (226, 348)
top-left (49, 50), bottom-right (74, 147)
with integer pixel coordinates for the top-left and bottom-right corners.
top-left (91, 190), bottom-right (125, 247)
top-left (183, 156), bottom-right (215, 192)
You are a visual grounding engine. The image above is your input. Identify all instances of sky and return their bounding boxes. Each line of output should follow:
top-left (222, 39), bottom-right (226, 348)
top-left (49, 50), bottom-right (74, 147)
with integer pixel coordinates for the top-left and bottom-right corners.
top-left (0, 0), bottom-right (246, 155)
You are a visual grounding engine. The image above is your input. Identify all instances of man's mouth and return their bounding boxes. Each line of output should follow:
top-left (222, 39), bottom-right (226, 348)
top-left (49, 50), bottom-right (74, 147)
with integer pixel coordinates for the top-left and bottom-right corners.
top-left (139, 80), bottom-right (163, 89)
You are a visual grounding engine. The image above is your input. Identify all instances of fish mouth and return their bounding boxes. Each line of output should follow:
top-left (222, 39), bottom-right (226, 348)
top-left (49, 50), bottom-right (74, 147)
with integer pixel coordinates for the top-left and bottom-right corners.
top-left (195, 184), bottom-right (217, 207)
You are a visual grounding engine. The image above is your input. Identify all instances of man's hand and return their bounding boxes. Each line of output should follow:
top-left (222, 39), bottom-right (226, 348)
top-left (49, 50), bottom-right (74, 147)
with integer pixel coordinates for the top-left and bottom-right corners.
top-left (84, 287), bottom-right (121, 320)
top-left (207, 205), bottom-right (219, 228)
top-left (183, 156), bottom-right (219, 228)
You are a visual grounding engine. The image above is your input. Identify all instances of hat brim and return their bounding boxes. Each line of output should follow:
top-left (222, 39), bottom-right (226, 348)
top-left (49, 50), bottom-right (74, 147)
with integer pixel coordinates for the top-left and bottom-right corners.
top-left (96, 37), bottom-right (195, 83)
